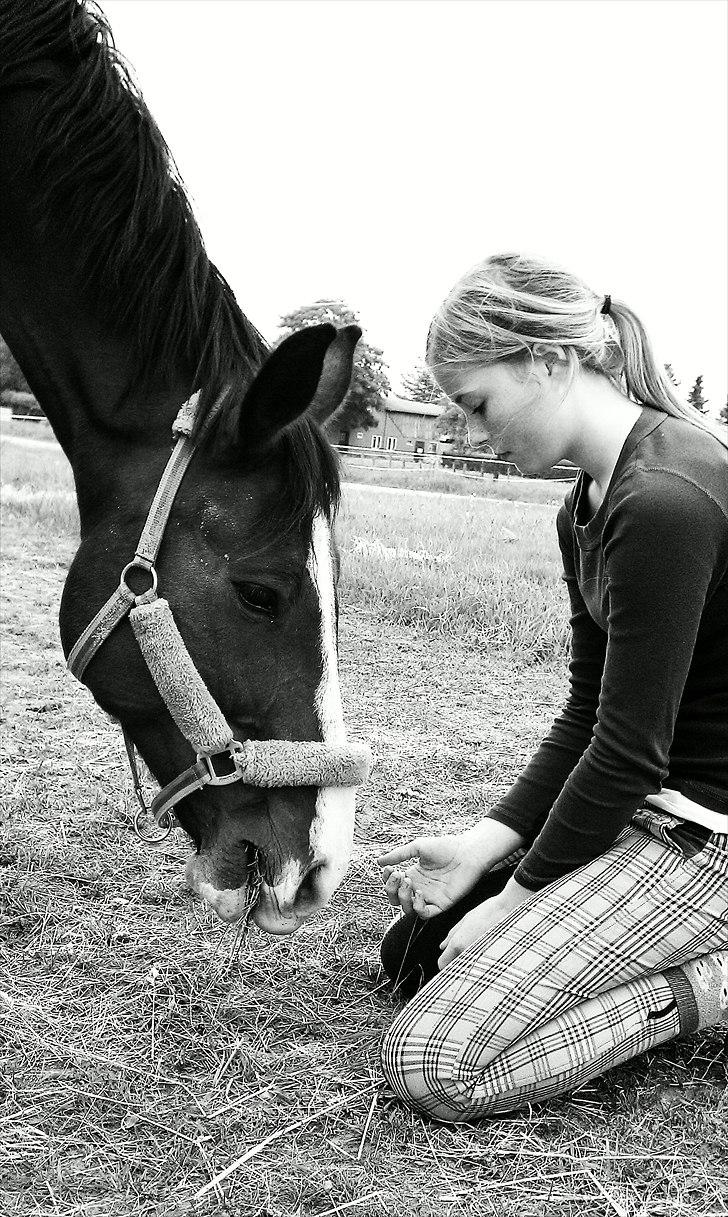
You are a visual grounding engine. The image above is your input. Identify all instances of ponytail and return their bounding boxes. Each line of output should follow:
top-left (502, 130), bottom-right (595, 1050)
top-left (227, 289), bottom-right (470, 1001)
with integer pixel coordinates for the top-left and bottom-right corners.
top-left (608, 298), bottom-right (725, 445)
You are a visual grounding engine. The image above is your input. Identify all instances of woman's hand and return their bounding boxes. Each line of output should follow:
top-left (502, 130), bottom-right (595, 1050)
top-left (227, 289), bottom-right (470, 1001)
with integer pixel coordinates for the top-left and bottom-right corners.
top-left (438, 876), bottom-right (534, 970)
top-left (377, 821), bottom-right (524, 920)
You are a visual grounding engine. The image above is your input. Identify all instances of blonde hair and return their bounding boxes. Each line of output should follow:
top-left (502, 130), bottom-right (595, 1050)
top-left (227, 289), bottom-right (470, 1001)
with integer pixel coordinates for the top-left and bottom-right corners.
top-left (427, 253), bottom-right (727, 448)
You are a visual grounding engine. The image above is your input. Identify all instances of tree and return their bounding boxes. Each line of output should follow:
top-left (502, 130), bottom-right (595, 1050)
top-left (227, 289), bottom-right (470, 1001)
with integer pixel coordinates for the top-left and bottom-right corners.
top-left (687, 374), bottom-right (709, 414)
top-left (663, 363), bottom-right (680, 387)
top-left (277, 300), bottom-right (390, 432)
top-left (432, 402), bottom-right (476, 455)
top-left (719, 397), bottom-right (728, 427)
top-left (400, 362), bottom-right (441, 404)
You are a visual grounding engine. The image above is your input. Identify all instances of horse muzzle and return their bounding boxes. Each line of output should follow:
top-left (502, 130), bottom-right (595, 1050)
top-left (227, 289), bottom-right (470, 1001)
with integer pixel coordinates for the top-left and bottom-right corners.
top-left (185, 788), bottom-right (356, 933)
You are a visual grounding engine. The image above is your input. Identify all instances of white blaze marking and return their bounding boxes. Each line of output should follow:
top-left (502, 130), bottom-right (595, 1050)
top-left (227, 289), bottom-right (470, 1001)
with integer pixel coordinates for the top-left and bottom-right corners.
top-left (304, 514), bottom-right (355, 892)
top-left (309, 513), bottom-right (345, 743)
top-left (255, 513), bottom-right (355, 923)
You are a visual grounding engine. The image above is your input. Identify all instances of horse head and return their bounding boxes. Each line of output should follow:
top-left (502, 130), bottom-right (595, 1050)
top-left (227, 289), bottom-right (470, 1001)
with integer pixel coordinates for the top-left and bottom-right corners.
top-left (59, 323), bottom-right (368, 933)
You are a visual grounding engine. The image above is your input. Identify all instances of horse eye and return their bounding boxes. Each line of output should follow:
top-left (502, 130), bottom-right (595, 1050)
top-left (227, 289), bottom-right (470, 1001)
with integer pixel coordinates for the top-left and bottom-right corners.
top-left (235, 582), bottom-right (279, 618)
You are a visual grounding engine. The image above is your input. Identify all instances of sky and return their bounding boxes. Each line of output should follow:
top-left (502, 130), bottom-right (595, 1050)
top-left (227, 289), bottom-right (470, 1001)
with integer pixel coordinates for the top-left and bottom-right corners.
top-left (102, 0), bottom-right (727, 415)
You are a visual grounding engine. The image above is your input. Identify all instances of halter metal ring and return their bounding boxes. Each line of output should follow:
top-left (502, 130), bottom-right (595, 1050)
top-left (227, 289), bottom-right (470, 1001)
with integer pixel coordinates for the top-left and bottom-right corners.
top-left (120, 559), bottom-right (158, 605)
top-left (133, 804), bottom-right (174, 845)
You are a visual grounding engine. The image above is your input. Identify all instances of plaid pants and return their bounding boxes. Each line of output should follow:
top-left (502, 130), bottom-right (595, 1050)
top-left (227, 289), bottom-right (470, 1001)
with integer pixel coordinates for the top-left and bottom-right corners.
top-left (380, 809), bottom-right (728, 1121)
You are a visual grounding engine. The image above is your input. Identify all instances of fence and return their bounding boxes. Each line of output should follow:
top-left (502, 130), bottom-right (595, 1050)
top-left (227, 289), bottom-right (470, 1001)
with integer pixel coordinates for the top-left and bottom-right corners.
top-left (0, 421), bottom-right (578, 483)
top-left (334, 445), bottom-right (438, 470)
top-left (1, 390), bottom-right (43, 419)
top-left (333, 445), bottom-right (578, 482)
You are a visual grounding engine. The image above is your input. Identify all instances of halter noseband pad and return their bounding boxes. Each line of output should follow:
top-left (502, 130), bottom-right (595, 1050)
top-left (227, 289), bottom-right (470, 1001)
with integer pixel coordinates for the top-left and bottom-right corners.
top-left (130, 595), bottom-right (372, 787)
top-left (130, 597), bottom-right (231, 755)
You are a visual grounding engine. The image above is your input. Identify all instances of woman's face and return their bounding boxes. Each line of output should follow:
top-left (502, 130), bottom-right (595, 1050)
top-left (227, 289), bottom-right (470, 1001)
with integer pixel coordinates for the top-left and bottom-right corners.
top-left (437, 358), bottom-right (569, 476)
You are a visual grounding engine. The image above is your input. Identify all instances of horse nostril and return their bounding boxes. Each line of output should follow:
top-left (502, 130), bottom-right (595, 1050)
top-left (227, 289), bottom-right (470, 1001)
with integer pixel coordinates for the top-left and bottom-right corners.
top-left (296, 861), bottom-right (325, 907)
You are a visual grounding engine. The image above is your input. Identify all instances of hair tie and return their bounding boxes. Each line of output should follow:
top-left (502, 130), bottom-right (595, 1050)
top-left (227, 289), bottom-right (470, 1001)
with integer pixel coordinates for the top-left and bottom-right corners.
top-left (600, 294), bottom-right (612, 316)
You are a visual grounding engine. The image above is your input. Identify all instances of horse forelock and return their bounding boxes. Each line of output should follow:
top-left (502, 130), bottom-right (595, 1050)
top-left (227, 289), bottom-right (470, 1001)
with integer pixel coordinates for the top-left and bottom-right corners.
top-left (0, 0), bottom-right (268, 434)
top-left (263, 421), bottom-right (342, 538)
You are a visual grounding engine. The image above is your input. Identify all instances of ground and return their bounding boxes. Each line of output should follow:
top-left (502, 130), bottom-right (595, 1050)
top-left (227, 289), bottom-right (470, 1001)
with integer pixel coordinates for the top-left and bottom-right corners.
top-left (0, 430), bottom-right (726, 1217)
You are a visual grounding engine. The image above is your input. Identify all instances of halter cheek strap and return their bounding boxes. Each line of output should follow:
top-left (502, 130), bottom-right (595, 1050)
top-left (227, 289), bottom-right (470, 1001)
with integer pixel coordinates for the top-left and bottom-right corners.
top-left (67, 393), bottom-right (202, 681)
top-left (67, 391), bottom-right (373, 845)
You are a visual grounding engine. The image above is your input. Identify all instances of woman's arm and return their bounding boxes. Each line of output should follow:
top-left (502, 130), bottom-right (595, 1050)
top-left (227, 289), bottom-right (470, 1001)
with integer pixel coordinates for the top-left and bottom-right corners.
top-left (485, 503), bottom-right (606, 842)
top-left (513, 470), bottom-right (726, 890)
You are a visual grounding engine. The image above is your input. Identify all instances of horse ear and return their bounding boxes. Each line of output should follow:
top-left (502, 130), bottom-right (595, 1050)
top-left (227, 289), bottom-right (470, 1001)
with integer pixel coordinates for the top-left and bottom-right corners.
top-left (238, 323), bottom-right (361, 451)
top-left (308, 325), bottom-right (362, 424)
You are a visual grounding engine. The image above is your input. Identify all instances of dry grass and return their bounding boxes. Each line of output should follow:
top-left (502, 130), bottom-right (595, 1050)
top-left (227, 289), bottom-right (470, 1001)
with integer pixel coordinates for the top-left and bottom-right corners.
top-left (1, 435), bottom-right (726, 1216)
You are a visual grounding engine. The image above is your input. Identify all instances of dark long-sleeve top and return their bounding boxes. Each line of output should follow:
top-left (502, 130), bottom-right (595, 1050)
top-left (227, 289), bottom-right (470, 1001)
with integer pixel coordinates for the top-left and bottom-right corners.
top-left (488, 406), bottom-right (728, 890)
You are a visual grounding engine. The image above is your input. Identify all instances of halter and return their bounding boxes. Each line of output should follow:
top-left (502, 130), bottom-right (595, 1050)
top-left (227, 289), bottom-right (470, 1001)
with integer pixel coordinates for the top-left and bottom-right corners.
top-left (66, 392), bottom-right (372, 844)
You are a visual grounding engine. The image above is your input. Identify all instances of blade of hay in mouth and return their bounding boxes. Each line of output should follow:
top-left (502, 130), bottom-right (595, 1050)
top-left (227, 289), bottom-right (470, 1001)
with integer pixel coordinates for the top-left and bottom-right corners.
top-left (244, 847), bottom-right (265, 920)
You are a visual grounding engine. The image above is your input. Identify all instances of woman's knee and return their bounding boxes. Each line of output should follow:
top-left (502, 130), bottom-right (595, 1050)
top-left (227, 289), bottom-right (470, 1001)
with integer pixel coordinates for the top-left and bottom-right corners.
top-left (380, 1002), bottom-right (477, 1123)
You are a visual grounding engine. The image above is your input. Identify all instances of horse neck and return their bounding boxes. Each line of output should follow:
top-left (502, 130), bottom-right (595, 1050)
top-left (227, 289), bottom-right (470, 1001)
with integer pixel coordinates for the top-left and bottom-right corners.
top-left (0, 83), bottom-right (193, 527)
top-left (0, 262), bottom-right (192, 521)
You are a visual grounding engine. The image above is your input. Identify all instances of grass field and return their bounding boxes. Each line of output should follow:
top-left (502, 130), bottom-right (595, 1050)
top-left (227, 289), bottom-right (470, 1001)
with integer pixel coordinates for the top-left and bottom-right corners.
top-left (1, 433), bottom-right (726, 1217)
top-left (339, 460), bottom-right (573, 506)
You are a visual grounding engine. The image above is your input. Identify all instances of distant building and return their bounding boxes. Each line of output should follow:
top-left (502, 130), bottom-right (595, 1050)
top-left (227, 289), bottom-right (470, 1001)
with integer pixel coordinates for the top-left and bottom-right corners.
top-left (335, 394), bottom-right (445, 455)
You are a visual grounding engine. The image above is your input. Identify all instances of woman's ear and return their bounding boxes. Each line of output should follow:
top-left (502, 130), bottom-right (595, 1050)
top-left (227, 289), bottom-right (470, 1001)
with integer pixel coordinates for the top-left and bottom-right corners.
top-left (531, 343), bottom-right (567, 377)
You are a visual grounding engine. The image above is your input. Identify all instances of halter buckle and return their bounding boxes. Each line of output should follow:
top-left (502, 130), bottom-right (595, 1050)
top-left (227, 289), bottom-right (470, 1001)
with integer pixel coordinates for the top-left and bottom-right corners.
top-left (197, 740), bottom-right (246, 786)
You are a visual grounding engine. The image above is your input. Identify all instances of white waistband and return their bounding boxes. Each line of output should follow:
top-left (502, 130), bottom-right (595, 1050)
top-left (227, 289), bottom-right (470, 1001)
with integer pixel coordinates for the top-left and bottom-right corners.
top-left (645, 787), bottom-right (727, 834)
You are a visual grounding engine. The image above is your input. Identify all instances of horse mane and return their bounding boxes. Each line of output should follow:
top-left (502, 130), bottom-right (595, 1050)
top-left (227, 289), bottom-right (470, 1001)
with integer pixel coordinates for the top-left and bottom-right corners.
top-left (0, 0), bottom-right (340, 526)
top-left (0, 0), bottom-right (267, 434)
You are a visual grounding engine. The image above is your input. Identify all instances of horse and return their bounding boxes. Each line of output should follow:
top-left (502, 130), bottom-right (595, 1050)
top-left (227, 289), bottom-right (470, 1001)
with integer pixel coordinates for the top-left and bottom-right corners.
top-left (0, 0), bottom-right (371, 934)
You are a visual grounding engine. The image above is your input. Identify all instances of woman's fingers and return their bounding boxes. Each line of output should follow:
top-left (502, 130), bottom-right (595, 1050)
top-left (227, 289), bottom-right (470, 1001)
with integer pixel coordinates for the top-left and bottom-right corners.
top-left (383, 870), bottom-right (418, 916)
top-left (438, 929), bottom-right (454, 970)
top-left (382, 865), bottom-right (445, 915)
top-left (410, 889), bottom-right (443, 920)
top-left (438, 944), bottom-right (456, 969)
top-left (383, 869), bottom-right (404, 906)
top-left (438, 927), bottom-right (465, 970)
top-left (438, 907), bottom-right (477, 968)
top-left (376, 840), bottom-right (421, 868)
top-left (437, 899), bottom-right (503, 968)
top-left (415, 894), bottom-right (442, 920)
top-left (380, 851), bottom-right (452, 920)
top-left (397, 876), bottom-right (415, 916)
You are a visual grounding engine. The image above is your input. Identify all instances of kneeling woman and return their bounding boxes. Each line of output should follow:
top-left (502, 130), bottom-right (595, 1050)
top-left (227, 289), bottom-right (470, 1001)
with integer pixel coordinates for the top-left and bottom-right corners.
top-left (377, 253), bottom-right (728, 1121)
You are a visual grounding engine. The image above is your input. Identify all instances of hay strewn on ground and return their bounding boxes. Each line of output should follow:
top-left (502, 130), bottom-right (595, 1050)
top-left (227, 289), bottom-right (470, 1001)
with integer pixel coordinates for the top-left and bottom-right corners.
top-left (1, 435), bottom-right (726, 1216)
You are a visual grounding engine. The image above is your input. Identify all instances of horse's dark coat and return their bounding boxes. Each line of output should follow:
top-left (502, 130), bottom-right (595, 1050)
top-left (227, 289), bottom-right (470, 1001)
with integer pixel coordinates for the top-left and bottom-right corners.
top-left (0, 0), bottom-right (360, 928)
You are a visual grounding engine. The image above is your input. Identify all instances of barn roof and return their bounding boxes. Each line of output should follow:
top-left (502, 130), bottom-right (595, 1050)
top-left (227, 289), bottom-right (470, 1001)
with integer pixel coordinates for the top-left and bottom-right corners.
top-left (384, 394), bottom-right (445, 418)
